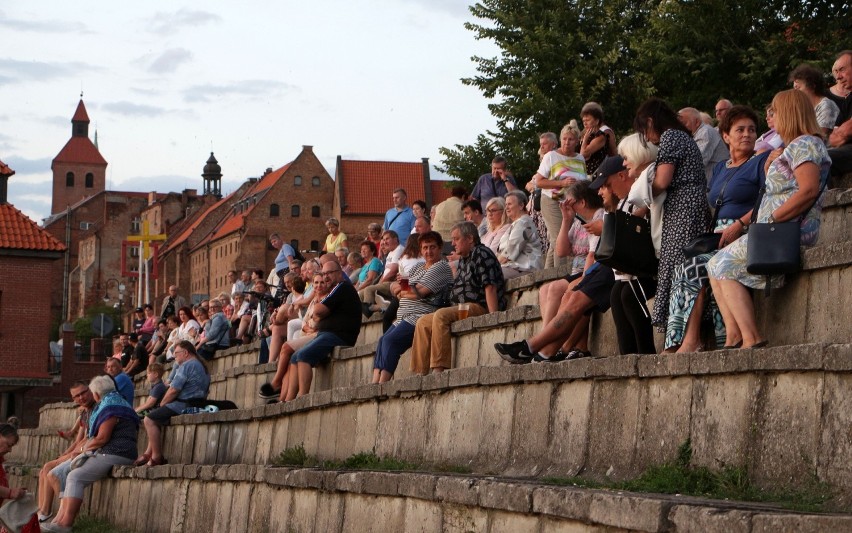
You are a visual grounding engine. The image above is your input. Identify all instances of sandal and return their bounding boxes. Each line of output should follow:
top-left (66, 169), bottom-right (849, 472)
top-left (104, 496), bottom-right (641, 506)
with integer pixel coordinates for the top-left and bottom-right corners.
top-left (146, 456), bottom-right (168, 466)
top-left (133, 453), bottom-right (152, 467)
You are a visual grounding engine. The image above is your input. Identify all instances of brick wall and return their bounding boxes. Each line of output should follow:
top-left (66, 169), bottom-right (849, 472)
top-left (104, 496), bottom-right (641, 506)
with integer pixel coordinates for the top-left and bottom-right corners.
top-left (51, 160), bottom-right (106, 215)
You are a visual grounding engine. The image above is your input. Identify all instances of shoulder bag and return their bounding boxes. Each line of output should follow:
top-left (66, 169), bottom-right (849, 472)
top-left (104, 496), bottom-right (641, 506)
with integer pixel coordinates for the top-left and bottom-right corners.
top-left (594, 202), bottom-right (658, 277)
top-left (682, 160), bottom-right (746, 258)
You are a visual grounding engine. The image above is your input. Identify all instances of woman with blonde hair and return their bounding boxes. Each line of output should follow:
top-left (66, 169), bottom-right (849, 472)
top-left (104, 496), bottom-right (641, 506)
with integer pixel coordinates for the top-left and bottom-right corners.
top-left (323, 217), bottom-right (348, 253)
top-left (708, 90), bottom-right (831, 349)
top-left (533, 121), bottom-right (587, 268)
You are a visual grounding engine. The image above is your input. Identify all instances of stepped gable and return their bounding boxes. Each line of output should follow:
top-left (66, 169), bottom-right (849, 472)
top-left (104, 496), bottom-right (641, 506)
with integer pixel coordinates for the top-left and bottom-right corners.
top-left (0, 203), bottom-right (66, 252)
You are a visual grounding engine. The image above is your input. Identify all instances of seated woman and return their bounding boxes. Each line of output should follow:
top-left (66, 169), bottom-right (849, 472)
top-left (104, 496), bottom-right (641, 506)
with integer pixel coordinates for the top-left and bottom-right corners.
top-left (159, 314), bottom-right (182, 363)
top-left (347, 251), bottom-right (364, 284)
top-left (373, 231), bottom-right (452, 383)
top-left (135, 341), bottom-right (210, 467)
top-left (708, 89), bottom-right (831, 348)
top-left (169, 306), bottom-right (200, 359)
top-left (0, 423), bottom-right (29, 505)
top-left (268, 273), bottom-right (303, 363)
top-left (355, 240), bottom-right (383, 290)
top-left (43, 375), bottom-right (139, 533)
top-left (665, 106), bottom-right (769, 353)
top-left (379, 234), bottom-right (424, 332)
top-left (755, 104), bottom-right (784, 154)
top-left (323, 217), bottom-right (348, 253)
top-left (480, 196), bottom-right (511, 254)
top-left (496, 190), bottom-right (543, 279)
top-left (789, 63), bottom-right (840, 138)
top-left (366, 223), bottom-right (384, 260)
top-left (535, 180), bottom-right (605, 360)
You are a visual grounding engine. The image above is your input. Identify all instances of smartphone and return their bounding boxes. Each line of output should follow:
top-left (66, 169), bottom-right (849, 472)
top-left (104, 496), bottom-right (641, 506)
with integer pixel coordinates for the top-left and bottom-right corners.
top-left (574, 213), bottom-right (587, 224)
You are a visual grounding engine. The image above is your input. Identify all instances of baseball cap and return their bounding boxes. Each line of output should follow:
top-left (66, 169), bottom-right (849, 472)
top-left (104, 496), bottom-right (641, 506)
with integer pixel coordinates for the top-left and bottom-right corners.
top-left (589, 155), bottom-right (626, 189)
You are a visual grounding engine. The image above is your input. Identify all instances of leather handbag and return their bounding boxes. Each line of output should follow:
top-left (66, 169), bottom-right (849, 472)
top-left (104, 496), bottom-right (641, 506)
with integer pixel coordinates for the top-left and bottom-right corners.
top-left (682, 161), bottom-right (743, 259)
top-left (594, 206), bottom-right (658, 277)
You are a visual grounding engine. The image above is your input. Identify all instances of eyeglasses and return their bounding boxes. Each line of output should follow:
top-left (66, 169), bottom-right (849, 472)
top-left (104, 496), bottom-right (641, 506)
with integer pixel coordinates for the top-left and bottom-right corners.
top-left (174, 349), bottom-right (187, 356)
top-left (71, 389), bottom-right (90, 400)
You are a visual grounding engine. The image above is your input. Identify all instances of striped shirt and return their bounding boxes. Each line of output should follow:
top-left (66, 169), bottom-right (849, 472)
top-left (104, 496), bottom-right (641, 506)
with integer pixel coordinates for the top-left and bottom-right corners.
top-left (396, 260), bottom-right (453, 326)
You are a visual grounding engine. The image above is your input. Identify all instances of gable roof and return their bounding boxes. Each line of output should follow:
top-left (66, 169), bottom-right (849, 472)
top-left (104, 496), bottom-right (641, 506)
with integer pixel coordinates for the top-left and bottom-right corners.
top-left (53, 137), bottom-right (107, 166)
top-left (338, 160), bottom-right (427, 215)
top-left (0, 203), bottom-right (66, 252)
top-left (0, 158), bottom-right (13, 177)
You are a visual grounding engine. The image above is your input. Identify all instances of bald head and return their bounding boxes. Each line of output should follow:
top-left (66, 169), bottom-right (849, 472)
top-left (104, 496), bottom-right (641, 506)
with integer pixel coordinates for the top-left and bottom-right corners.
top-left (714, 99), bottom-right (732, 122)
top-left (678, 107), bottom-right (702, 133)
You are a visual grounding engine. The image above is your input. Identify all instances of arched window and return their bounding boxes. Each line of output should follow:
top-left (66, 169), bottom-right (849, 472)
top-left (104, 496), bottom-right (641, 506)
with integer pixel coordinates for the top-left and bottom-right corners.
top-left (311, 206), bottom-right (320, 218)
top-left (66, 172), bottom-right (74, 187)
top-left (311, 176), bottom-right (321, 187)
top-left (269, 203), bottom-right (280, 217)
top-left (294, 176), bottom-right (302, 186)
top-left (291, 205), bottom-right (300, 217)
top-left (310, 240), bottom-right (320, 251)
top-left (85, 173), bottom-right (94, 188)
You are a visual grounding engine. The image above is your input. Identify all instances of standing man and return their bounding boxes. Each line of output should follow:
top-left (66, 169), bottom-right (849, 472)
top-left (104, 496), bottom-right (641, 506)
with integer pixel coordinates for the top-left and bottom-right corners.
top-left (160, 285), bottom-right (187, 320)
top-left (410, 221), bottom-right (505, 375)
top-left (288, 261), bottom-right (362, 398)
top-left (471, 156), bottom-right (518, 207)
top-left (679, 107), bottom-right (729, 180)
top-left (269, 233), bottom-right (296, 281)
top-left (432, 186), bottom-right (468, 241)
top-left (383, 188), bottom-right (416, 246)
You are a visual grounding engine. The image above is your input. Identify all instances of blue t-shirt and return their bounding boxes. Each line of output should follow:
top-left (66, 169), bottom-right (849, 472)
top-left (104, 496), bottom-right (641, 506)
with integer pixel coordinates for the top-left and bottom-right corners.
top-left (708, 151), bottom-right (769, 220)
top-left (113, 372), bottom-right (134, 406)
top-left (274, 244), bottom-right (296, 273)
top-left (166, 357), bottom-right (210, 413)
top-left (149, 381), bottom-right (167, 407)
top-left (358, 257), bottom-right (383, 284)
top-left (383, 207), bottom-right (415, 246)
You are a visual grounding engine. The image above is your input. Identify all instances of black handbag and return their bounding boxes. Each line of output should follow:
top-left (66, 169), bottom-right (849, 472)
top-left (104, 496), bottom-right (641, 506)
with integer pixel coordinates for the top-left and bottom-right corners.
top-left (682, 161), bottom-right (744, 259)
top-left (594, 203), bottom-right (658, 277)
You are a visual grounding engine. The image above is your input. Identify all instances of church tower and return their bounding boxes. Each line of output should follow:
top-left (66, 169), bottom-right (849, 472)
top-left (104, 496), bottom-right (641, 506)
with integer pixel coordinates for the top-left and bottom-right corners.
top-left (51, 99), bottom-right (108, 214)
top-left (202, 152), bottom-right (222, 199)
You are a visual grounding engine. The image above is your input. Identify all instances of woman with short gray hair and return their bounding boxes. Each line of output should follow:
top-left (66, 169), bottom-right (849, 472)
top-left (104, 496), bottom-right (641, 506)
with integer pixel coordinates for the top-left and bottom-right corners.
top-left (43, 375), bottom-right (138, 533)
top-left (496, 190), bottom-right (543, 279)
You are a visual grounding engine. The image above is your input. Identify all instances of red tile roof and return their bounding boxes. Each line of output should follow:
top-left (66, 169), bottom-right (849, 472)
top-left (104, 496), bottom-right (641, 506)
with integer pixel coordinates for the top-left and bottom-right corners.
top-left (338, 160), bottom-right (427, 215)
top-left (0, 203), bottom-right (66, 252)
top-left (53, 137), bottom-right (107, 166)
top-left (430, 180), bottom-right (455, 205)
top-left (251, 163), bottom-right (290, 194)
top-left (72, 99), bottom-right (90, 122)
top-left (0, 158), bottom-right (14, 177)
top-left (161, 194), bottom-right (232, 255)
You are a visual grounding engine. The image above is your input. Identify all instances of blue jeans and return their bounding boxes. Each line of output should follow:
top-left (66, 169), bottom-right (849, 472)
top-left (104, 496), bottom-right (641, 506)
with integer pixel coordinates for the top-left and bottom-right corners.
top-left (373, 321), bottom-right (415, 375)
top-left (290, 331), bottom-right (346, 367)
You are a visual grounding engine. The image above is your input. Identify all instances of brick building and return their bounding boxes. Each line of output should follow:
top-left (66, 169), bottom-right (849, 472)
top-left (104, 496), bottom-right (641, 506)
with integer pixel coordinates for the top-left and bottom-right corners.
top-left (0, 160), bottom-right (65, 425)
top-left (51, 99), bottom-right (107, 215)
top-left (183, 145), bottom-right (334, 301)
top-left (332, 157), bottom-right (455, 245)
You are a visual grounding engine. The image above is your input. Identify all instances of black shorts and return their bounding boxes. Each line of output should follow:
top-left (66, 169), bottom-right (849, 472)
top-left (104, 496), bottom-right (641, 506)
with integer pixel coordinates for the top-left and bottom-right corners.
top-left (146, 406), bottom-right (180, 426)
top-left (574, 264), bottom-right (615, 314)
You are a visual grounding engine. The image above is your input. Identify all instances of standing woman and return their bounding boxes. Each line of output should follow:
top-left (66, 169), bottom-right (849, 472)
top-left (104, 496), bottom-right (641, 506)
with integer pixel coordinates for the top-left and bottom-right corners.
top-left (665, 106), bottom-right (769, 352)
top-left (323, 217), bottom-right (348, 253)
top-left (633, 97), bottom-right (710, 331)
top-left (44, 376), bottom-right (139, 532)
top-left (534, 121), bottom-right (587, 268)
top-left (496, 190), bottom-right (543, 279)
top-left (708, 90), bottom-right (831, 348)
top-left (579, 102), bottom-right (617, 175)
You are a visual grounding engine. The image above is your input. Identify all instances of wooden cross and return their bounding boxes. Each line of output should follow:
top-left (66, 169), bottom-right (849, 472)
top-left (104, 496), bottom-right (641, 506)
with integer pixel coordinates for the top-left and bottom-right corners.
top-left (125, 220), bottom-right (167, 260)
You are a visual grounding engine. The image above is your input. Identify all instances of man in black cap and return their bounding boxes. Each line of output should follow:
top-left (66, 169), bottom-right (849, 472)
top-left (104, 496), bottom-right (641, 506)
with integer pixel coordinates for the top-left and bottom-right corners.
top-left (495, 156), bottom-right (628, 363)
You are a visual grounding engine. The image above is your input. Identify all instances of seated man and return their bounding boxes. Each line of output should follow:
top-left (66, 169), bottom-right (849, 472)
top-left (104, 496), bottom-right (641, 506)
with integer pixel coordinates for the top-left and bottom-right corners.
top-left (287, 261), bottom-right (362, 398)
top-left (494, 156), bottom-right (627, 363)
top-left (410, 221), bottom-right (505, 374)
top-left (359, 230), bottom-right (404, 314)
top-left (196, 298), bottom-right (230, 360)
top-left (828, 50), bottom-right (852, 178)
top-left (37, 381), bottom-right (94, 523)
top-left (123, 332), bottom-right (148, 377)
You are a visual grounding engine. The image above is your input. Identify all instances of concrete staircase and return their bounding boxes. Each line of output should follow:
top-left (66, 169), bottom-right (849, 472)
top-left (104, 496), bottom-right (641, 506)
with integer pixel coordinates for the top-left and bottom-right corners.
top-left (6, 188), bottom-right (852, 532)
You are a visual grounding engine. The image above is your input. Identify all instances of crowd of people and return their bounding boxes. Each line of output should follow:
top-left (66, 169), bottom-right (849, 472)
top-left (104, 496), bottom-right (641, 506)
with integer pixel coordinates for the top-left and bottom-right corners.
top-left (3, 51), bottom-right (848, 530)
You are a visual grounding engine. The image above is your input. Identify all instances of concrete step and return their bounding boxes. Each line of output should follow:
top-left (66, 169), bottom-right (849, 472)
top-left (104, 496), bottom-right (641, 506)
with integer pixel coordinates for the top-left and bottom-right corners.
top-left (145, 343), bottom-right (852, 502)
top-left (7, 464), bottom-right (848, 533)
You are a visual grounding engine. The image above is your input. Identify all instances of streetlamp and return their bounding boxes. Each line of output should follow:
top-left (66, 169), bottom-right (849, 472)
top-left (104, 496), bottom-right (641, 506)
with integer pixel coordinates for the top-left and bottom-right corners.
top-left (103, 278), bottom-right (126, 332)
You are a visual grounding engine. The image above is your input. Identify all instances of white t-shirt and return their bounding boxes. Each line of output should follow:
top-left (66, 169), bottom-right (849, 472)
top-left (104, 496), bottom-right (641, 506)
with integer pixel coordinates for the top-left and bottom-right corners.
top-left (381, 244), bottom-right (405, 278)
top-left (536, 151), bottom-right (587, 200)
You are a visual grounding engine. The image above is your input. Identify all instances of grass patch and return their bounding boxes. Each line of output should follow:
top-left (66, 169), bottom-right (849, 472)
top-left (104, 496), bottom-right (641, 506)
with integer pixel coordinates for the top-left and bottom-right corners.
top-left (72, 515), bottom-right (132, 533)
top-left (542, 440), bottom-right (837, 513)
top-left (271, 446), bottom-right (466, 474)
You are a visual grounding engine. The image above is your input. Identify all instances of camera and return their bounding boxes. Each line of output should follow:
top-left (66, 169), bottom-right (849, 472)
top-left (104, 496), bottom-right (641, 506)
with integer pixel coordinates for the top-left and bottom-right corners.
top-left (242, 290), bottom-right (283, 308)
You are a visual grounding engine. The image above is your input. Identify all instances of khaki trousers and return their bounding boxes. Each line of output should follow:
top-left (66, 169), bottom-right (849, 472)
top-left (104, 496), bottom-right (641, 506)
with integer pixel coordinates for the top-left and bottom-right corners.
top-left (410, 303), bottom-right (487, 374)
top-left (359, 281), bottom-right (392, 304)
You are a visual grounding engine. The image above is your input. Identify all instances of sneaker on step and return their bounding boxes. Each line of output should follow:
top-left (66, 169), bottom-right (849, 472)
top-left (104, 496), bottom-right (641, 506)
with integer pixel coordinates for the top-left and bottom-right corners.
top-left (375, 294), bottom-right (391, 309)
top-left (533, 350), bottom-right (568, 362)
top-left (258, 382), bottom-right (281, 400)
top-left (494, 341), bottom-right (534, 364)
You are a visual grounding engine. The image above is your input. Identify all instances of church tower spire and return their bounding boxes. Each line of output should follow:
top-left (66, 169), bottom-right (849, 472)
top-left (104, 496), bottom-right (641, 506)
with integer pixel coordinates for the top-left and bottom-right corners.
top-left (202, 152), bottom-right (222, 199)
top-left (51, 98), bottom-right (108, 214)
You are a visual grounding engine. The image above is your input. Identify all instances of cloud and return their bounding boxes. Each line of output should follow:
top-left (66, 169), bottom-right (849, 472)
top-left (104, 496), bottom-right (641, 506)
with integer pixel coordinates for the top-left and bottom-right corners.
top-left (183, 80), bottom-right (298, 103)
top-left (0, 58), bottom-right (100, 84)
top-left (100, 101), bottom-right (195, 119)
top-left (409, 0), bottom-right (471, 18)
top-left (3, 155), bottom-right (52, 175)
top-left (146, 8), bottom-right (222, 35)
top-left (147, 48), bottom-right (193, 74)
top-left (0, 9), bottom-right (91, 34)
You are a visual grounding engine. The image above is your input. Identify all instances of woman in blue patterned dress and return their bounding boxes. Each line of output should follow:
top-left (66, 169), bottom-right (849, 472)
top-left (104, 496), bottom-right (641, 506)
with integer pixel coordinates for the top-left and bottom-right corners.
top-left (633, 98), bottom-right (711, 332)
top-left (707, 90), bottom-right (831, 349)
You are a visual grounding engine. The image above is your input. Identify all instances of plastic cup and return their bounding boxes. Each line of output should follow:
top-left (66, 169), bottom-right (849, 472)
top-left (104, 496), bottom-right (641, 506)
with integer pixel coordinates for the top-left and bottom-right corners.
top-left (458, 303), bottom-right (470, 319)
top-left (399, 277), bottom-right (410, 291)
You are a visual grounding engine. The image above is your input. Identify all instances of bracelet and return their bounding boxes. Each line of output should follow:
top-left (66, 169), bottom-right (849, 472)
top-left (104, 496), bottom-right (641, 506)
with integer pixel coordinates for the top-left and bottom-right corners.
top-left (736, 218), bottom-right (746, 228)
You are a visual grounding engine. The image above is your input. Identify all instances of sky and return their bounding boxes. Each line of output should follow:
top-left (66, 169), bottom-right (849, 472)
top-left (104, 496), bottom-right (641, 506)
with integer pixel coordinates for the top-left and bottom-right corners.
top-left (0, 1), bottom-right (499, 223)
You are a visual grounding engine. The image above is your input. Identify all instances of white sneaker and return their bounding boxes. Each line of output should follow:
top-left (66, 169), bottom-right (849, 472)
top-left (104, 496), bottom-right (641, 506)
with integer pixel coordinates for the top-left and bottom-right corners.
top-left (374, 294), bottom-right (391, 309)
top-left (202, 405), bottom-right (219, 413)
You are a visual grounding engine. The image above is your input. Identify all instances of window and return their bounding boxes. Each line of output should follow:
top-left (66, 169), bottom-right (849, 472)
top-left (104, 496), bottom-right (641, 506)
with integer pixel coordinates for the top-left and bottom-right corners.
top-left (311, 206), bottom-right (320, 218)
top-left (294, 176), bottom-right (302, 186)
top-left (130, 219), bottom-right (141, 233)
top-left (66, 172), bottom-right (74, 187)
top-left (310, 240), bottom-right (320, 251)
top-left (311, 176), bottom-right (321, 187)
top-left (269, 203), bottom-right (280, 217)
top-left (290, 239), bottom-right (299, 250)
top-left (291, 205), bottom-right (300, 217)
top-left (85, 173), bottom-right (94, 188)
